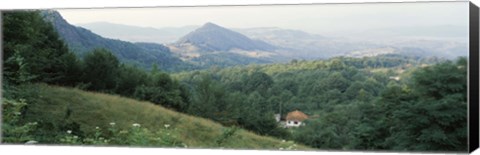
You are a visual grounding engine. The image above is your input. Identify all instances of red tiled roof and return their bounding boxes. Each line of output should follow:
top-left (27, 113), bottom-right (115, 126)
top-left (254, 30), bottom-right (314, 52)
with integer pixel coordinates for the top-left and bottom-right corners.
top-left (286, 110), bottom-right (308, 121)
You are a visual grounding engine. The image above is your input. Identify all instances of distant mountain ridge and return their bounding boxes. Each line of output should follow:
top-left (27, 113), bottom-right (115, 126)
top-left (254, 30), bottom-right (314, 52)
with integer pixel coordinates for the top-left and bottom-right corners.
top-left (41, 10), bottom-right (195, 72)
top-left (77, 21), bottom-right (468, 63)
top-left (43, 10), bottom-right (467, 72)
top-left (79, 22), bottom-right (198, 44)
top-left (41, 12), bottom-right (282, 70)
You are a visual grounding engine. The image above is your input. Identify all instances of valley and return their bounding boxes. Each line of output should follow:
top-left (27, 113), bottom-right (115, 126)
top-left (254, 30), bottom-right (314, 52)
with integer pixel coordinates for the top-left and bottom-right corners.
top-left (1, 8), bottom-right (469, 152)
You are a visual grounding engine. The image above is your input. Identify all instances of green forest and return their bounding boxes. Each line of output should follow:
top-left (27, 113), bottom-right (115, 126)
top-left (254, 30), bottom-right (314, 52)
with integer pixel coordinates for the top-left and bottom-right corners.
top-left (2, 11), bottom-right (468, 152)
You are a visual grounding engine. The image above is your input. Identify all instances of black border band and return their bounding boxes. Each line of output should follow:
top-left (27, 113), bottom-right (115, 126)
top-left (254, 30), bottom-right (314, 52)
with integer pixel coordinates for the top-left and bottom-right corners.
top-left (469, 1), bottom-right (479, 153)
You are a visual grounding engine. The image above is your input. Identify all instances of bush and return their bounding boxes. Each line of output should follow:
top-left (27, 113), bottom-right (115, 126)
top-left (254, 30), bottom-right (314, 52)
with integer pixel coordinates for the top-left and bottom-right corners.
top-left (60, 122), bottom-right (185, 147)
top-left (2, 98), bottom-right (38, 143)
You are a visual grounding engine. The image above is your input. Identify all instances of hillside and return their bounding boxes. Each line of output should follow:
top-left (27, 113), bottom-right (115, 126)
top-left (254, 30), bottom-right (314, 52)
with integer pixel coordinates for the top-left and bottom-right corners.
top-left (168, 54), bottom-right (467, 151)
top-left (40, 10), bottom-right (194, 72)
top-left (10, 84), bottom-right (309, 150)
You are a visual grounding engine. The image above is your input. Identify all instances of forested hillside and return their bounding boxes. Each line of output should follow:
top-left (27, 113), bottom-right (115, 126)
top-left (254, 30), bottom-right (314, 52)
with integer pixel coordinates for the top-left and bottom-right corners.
top-left (1, 10), bottom-right (308, 149)
top-left (171, 54), bottom-right (467, 152)
top-left (2, 10), bottom-right (468, 152)
top-left (40, 10), bottom-right (196, 72)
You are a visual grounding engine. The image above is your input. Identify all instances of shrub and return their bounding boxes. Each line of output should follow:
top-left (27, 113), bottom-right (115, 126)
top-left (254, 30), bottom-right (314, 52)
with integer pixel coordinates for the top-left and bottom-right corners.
top-left (2, 98), bottom-right (38, 143)
top-left (59, 122), bottom-right (184, 147)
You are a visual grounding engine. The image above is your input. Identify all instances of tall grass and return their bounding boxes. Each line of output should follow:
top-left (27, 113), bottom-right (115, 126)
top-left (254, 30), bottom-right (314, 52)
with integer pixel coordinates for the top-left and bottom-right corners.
top-left (14, 84), bottom-right (310, 150)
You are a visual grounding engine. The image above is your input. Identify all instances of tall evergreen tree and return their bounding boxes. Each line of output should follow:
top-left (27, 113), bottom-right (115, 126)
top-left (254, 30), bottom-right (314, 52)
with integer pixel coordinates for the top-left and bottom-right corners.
top-left (3, 11), bottom-right (80, 85)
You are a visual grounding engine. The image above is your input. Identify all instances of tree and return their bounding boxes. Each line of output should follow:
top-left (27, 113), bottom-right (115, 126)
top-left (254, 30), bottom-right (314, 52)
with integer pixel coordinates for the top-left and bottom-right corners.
top-left (328, 58), bottom-right (346, 71)
top-left (187, 73), bottom-right (227, 120)
top-left (237, 92), bottom-right (287, 137)
top-left (242, 71), bottom-right (274, 95)
top-left (133, 72), bottom-right (187, 111)
top-left (344, 82), bottom-right (364, 100)
top-left (321, 72), bottom-right (350, 93)
top-left (81, 48), bottom-right (120, 91)
top-left (377, 59), bottom-right (467, 151)
top-left (55, 52), bottom-right (83, 86)
top-left (294, 103), bottom-right (361, 150)
top-left (115, 65), bottom-right (149, 96)
top-left (3, 11), bottom-right (80, 85)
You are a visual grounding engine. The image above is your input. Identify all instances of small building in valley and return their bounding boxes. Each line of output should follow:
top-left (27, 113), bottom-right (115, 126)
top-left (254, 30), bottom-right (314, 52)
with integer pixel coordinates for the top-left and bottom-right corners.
top-left (285, 110), bottom-right (309, 128)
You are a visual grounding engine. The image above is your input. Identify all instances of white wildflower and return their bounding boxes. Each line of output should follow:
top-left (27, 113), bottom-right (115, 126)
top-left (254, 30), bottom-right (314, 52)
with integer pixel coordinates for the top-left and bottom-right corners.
top-left (25, 140), bottom-right (37, 145)
top-left (110, 122), bottom-right (116, 126)
top-left (67, 130), bottom-right (72, 134)
top-left (132, 123), bottom-right (141, 127)
top-left (95, 126), bottom-right (100, 130)
top-left (164, 124), bottom-right (170, 128)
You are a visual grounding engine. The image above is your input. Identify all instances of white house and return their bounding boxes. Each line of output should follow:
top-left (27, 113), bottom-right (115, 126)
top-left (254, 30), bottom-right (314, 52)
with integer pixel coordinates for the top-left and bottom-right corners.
top-left (285, 110), bottom-right (309, 128)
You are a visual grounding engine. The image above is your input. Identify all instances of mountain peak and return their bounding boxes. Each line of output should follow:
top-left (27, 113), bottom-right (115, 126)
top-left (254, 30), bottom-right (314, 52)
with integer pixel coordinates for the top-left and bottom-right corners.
top-left (203, 22), bottom-right (218, 27)
top-left (176, 23), bottom-right (276, 52)
top-left (196, 22), bottom-right (225, 31)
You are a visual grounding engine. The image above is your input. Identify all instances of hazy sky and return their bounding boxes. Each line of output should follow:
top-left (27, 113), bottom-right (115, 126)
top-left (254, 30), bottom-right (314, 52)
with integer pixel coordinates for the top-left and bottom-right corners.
top-left (58, 2), bottom-right (468, 35)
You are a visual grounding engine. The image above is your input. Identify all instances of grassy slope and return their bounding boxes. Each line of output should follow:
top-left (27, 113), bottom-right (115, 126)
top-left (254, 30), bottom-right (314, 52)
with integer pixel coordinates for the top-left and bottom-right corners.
top-left (21, 84), bottom-right (310, 150)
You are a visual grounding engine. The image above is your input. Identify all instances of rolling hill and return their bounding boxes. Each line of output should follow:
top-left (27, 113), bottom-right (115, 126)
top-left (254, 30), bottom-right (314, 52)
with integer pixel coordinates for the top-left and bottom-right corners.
top-left (236, 26), bottom-right (468, 60)
top-left (42, 10), bottom-right (466, 72)
top-left (13, 84), bottom-right (310, 149)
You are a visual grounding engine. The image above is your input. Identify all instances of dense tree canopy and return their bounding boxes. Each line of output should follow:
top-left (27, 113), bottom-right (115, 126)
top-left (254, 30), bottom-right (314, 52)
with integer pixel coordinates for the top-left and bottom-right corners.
top-left (292, 58), bottom-right (467, 152)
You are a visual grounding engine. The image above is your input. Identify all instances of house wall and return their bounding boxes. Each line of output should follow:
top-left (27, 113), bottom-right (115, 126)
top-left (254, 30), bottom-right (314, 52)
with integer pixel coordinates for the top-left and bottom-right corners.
top-left (286, 120), bottom-right (302, 127)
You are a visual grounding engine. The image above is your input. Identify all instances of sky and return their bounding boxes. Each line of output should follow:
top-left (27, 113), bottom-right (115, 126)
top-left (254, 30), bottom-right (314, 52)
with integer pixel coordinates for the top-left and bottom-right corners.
top-left (57, 1), bottom-right (469, 35)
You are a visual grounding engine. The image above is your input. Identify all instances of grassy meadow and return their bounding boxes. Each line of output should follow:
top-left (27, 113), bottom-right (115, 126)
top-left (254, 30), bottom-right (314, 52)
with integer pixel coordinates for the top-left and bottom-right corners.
top-left (4, 84), bottom-right (309, 150)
